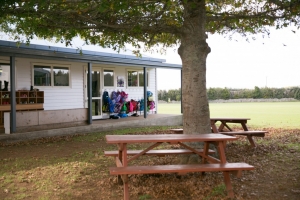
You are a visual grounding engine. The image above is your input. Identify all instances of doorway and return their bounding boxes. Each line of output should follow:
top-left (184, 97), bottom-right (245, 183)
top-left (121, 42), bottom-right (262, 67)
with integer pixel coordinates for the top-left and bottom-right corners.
top-left (85, 67), bottom-right (103, 119)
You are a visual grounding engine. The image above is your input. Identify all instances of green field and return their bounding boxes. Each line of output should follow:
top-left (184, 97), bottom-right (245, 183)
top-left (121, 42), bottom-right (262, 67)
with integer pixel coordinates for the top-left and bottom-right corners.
top-left (157, 102), bottom-right (300, 129)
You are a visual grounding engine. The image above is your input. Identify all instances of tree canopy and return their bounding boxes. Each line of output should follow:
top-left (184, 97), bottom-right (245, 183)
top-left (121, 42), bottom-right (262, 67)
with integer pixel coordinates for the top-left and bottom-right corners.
top-left (1, 1), bottom-right (299, 51)
top-left (1, 0), bottom-right (300, 135)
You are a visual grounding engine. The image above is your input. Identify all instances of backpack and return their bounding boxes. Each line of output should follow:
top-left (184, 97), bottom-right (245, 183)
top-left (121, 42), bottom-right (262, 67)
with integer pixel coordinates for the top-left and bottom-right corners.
top-left (114, 102), bottom-right (123, 113)
top-left (102, 103), bottom-right (108, 113)
top-left (147, 101), bottom-right (155, 110)
top-left (120, 91), bottom-right (128, 103)
top-left (108, 98), bottom-right (115, 113)
top-left (139, 99), bottom-right (145, 111)
top-left (116, 95), bottom-right (121, 103)
top-left (121, 103), bottom-right (127, 112)
top-left (102, 91), bottom-right (109, 104)
top-left (127, 99), bottom-right (139, 113)
top-left (102, 91), bottom-right (110, 112)
top-left (147, 91), bottom-right (153, 97)
top-left (126, 101), bottom-right (134, 113)
top-left (111, 91), bottom-right (118, 101)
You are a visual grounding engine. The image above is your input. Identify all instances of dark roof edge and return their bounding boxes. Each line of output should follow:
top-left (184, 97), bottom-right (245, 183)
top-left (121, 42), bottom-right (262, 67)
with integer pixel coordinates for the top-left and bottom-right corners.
top-left (1, 39), bottom-right (181, 63)
top-left (0, 40), bottom-right (182, 69)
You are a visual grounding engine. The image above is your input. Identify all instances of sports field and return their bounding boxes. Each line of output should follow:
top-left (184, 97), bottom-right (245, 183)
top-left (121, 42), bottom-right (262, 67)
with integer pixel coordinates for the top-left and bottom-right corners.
top-left (157, 102), bottom-right (300, 128)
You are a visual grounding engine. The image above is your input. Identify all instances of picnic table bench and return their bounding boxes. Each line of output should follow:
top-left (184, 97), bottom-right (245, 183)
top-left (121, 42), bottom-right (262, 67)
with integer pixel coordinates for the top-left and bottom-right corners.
top-left (105, 134), bottom-right (255, 199)
top-left (170, 117), bottom-right (268, 147)
top-left (105, 148), bottom-right (216, 157)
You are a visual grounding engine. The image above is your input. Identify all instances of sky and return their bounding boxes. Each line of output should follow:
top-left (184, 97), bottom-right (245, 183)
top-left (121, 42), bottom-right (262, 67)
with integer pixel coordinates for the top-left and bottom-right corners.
top-left (1, 27), bottom-right (300, 91)
top-left (156, 27), bottom-right (300, 90)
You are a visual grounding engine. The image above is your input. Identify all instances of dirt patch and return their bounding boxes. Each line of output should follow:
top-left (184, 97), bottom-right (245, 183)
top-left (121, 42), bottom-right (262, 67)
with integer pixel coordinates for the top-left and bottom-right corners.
top-left (0, 127), bottom-right (299, 200)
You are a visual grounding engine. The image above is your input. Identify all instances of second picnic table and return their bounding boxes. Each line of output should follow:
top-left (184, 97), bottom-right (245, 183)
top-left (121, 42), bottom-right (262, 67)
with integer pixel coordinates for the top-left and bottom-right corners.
top-left (210, 117), bottom-right (250, 132)
top-left (172, 117), bottom-right (268, 147)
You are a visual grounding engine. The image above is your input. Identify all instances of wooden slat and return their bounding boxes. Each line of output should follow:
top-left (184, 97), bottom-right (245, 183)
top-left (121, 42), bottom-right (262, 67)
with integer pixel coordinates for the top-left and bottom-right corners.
top-left (169, 128), bottom-right (183, 134)
top-left (106, 134), bottom-right (237, 144)
top-left (105, 149), bottom-right (215, 157)
top-left (221, 131), bottom-right (267, 137)
top-left (0, 104), bottom-right (44, 111)
top-left (210, 118), bottom-right (250, 121)
top-left (109, 163), bottom-right (254, 175)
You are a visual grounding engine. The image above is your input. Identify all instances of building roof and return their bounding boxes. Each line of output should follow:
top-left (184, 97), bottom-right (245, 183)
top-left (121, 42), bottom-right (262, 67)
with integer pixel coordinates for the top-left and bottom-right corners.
top-left (0, 40), bottom-right (182, 69)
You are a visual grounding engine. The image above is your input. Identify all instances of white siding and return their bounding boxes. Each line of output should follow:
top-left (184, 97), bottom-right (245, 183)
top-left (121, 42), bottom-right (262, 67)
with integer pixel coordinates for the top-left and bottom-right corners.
top-left (16, 58), bottom-right (84, 110)
top-left (13, 58), bottom-right (157, 112)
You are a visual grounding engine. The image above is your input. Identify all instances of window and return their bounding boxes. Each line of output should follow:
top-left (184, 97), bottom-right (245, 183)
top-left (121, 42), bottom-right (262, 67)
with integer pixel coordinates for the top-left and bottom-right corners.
top-left (34, 65), bottom-right (51, 86)
top-left (103, 69), bottom-right (114, 87)
top-left (139, 71), bottom-right (149, 87)
top-left (33, 64), bottom-right (70, 87)
top-left (53, 66), bottom-right (69, 86)
top-left (127, 70), bottom-right (148, 87)
top-left (128, 71), bottom-right (138, 86)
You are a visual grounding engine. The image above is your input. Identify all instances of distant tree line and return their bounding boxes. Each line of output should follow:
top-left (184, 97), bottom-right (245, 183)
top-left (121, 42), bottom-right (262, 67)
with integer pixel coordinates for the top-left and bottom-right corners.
top-left (158, 89), bottom-right (182, 102)
top-left (158, 86), bottom-right (300, 101)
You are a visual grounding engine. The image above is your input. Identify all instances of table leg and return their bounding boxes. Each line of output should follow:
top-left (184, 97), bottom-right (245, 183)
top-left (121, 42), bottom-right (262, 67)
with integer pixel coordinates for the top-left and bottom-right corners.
top-left (223, 171), bottom-right (234, 198)
top-left (241, 121), bottom-right (257, 147)
top-left (117, 144), bottom-right (124, 185)
top-left (117, 143), bottom-right (130, 199)
top-left (124, 180), bottom-right (129, 200)
top-left (217, 141), bottom-right (234, 198)
top-left (247, 135), bottom-right (256, 147)
top-left (241, 121), bottom-right (249, 131)
top-left (216, 141), bottom-right (227, 163)
top-left (211, 120), bottom-right (219, 133)
top-left (202, 142), bottom-right (210, 164)
top-left (121, 144), bottom-right (129, 199)
top-left (218, 123), bottom-right (225, 132)
top-left (221, 121), bottom-right (233, 131)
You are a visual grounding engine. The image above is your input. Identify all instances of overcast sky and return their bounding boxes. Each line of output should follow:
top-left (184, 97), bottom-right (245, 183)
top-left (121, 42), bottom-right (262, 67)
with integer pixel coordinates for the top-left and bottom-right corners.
top-left (1, 27), bottom-right (300, 91)
top-left (156, 27), bottom-right (300, 90)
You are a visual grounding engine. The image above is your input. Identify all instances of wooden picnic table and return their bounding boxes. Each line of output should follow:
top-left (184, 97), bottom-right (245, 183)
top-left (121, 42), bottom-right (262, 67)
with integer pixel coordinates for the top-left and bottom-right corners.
top-left (210, 118), bottom-right (268, 147)
top-left (210, 117), bottom-right (250, 132)
top-left (170, 118), bottom-right (250, 134)
top-left (105, 134), bottom-right (254, 199)
top-left (171, 118), bottom-right (268, 147)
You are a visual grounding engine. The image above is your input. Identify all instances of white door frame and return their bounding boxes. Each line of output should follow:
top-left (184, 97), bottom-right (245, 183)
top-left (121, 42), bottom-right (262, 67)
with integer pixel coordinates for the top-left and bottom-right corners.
top-left (84, 66), bottom-right (103, 119)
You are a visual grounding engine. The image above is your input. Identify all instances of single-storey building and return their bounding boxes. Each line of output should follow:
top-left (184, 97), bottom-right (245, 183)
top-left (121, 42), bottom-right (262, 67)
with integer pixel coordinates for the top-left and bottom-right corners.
top-left (0, 40), bottom-right (182, 134)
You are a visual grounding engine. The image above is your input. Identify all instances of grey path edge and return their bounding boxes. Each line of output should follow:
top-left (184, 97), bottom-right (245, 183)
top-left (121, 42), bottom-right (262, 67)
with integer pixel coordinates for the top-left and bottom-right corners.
top-left (0, 115), bottom-right (182, 144)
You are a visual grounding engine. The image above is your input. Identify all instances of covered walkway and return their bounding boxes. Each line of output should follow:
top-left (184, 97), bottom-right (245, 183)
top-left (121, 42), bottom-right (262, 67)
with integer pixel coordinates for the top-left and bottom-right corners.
top-left (0, 114), bottom-right (182, 144)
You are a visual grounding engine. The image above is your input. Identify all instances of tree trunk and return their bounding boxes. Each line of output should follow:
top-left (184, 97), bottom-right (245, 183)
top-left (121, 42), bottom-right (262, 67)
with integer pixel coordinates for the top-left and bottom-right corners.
top-left (178, 0), bottom-right (211, 136)
top-left (177, 0), bottom-right (213, 164)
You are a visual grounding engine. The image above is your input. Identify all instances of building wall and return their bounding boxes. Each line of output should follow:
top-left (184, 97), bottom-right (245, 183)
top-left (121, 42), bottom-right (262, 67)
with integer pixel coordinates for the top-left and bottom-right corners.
top-left (10, 57), bottom-right (156, 112)
top-left (15, 57), bottom-right (85, 110)
top-left (16, 108), bottom-right (87, 126)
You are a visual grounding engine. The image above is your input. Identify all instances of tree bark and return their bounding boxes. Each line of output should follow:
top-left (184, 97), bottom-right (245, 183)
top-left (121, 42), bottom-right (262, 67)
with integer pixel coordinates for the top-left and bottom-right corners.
top-left (178, 0), bottom-right (211, 136)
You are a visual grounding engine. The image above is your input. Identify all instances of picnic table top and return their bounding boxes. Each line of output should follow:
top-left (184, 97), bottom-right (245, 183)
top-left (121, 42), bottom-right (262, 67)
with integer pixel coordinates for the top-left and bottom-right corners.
top-left (106, 133), bottom-right (237, 144)
top-left (210, 117), bottom-right (251, 121)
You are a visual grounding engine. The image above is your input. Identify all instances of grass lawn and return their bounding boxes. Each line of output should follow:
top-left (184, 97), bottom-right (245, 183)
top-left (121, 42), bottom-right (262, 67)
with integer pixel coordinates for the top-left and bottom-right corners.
top-left (157, 102), bottom-right (300, 129)
top-left (0, 127), bottom-right (299, 200)
top-left (0, 102), bottom-right (299, 199)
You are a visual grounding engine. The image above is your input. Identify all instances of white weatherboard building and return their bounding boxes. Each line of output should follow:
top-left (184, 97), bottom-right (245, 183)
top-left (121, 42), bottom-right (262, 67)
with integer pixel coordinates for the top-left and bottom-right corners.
top-left (0, 40), bottom-right (182, 134)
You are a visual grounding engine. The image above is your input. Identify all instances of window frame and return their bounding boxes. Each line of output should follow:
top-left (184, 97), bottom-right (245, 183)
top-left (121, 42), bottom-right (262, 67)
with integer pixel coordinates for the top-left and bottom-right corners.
top-left (32, 63), bottom-right (71, 87)
top-left (126, 69), bottom-right (149, 88)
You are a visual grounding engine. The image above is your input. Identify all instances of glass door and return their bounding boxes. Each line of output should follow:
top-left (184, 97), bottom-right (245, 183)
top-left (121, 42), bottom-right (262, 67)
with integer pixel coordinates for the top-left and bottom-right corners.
top-left (86, 68), bottom-right (102, 119)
